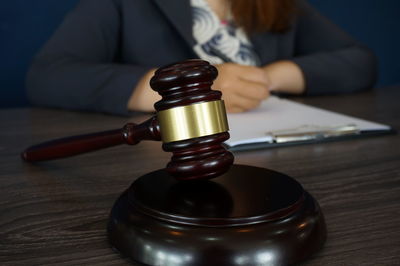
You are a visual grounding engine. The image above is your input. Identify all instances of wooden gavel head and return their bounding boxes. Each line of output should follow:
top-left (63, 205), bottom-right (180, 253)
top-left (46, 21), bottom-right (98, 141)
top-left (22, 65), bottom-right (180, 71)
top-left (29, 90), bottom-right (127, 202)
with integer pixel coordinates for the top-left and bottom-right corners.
top-left (151, 59), bottom-right (234, 181)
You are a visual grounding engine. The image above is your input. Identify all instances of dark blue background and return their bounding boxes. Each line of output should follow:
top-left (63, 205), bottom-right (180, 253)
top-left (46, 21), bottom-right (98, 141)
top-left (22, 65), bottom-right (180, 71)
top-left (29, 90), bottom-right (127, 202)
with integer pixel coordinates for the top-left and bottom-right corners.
top-left (1, 0), bottom-right (399, 108)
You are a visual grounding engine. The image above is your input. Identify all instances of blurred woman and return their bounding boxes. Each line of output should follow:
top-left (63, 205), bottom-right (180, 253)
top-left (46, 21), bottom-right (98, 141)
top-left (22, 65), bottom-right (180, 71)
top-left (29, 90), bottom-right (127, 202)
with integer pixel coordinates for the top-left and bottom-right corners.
top-left (27, 0), bottom-right (377, 115)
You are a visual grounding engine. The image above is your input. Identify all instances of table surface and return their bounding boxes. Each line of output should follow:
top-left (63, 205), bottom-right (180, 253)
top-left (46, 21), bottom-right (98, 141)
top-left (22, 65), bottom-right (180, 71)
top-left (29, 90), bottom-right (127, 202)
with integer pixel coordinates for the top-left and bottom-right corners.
top-left (1, 87), bottom-right (399, 266)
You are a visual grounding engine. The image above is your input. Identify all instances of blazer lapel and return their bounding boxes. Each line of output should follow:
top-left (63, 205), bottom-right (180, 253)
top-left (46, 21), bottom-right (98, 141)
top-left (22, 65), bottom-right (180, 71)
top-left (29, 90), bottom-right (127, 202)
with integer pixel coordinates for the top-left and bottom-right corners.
top-left (152, 0), bottom-right (196, 48)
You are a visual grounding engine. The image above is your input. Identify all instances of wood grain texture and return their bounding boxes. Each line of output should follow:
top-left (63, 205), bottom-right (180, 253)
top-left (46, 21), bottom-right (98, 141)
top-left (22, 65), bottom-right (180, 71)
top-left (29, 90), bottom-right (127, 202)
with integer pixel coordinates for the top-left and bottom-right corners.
top-left (1, 87), bottom-right (399, 265)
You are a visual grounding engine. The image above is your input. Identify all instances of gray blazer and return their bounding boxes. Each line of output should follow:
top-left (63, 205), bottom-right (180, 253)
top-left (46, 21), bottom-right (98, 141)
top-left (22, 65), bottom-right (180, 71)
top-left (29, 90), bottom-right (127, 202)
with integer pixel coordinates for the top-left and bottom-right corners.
top-left (27, 0), bottom-right (377, 115)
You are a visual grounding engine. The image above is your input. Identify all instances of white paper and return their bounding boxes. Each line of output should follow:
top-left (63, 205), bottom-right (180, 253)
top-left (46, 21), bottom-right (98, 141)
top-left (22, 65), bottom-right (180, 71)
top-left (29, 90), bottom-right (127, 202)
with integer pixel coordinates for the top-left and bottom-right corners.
top-left (226, 96), bottom-right (391, 147)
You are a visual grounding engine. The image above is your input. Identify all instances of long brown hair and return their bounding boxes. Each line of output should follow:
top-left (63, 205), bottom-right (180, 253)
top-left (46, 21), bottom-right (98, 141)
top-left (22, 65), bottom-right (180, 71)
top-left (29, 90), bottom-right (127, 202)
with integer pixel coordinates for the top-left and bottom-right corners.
top-left (230, 0), bottom-right (297, 34)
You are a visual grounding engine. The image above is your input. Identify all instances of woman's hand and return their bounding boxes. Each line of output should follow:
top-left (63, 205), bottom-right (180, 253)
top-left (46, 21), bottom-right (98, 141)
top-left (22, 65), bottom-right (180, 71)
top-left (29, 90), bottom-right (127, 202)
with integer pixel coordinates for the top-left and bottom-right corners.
top-left (262, 60), bottom-right (306, 95)
top-left (127, 69), bottom-right (159, 112)
top-left (127, 61), bottom-right (305, 114)
top-left (213, 63), bottom-right (271, 113)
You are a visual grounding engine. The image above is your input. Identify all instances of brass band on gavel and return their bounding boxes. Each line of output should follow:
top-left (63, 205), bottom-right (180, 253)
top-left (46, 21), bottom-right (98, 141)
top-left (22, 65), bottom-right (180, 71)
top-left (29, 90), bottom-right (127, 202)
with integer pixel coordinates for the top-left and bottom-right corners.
top-left (157, 100), bottom-right (229, 143)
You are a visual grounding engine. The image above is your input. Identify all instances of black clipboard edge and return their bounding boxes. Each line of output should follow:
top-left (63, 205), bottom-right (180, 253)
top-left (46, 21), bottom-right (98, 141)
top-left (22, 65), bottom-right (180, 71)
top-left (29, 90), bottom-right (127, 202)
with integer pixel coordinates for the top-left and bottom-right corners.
top-left (226, 127), bottom-right (397, 152)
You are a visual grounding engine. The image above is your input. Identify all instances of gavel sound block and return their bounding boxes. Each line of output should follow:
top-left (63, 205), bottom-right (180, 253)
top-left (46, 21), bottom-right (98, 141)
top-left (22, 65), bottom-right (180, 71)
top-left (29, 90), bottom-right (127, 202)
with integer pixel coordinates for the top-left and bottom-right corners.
top-left (22, 60), bottom-right (326, 265)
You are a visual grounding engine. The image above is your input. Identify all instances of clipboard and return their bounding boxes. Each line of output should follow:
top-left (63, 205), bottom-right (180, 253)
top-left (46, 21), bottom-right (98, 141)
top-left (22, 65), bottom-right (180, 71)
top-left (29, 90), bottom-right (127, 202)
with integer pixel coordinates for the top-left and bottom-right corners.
top-left (225, 96), bottom-right (395, 151)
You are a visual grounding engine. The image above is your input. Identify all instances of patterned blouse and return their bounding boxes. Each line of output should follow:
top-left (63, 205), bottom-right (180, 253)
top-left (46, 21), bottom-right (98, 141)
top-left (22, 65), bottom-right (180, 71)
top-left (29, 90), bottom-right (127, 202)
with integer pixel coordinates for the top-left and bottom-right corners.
top-left (191, 0), bottom-right (260, 66)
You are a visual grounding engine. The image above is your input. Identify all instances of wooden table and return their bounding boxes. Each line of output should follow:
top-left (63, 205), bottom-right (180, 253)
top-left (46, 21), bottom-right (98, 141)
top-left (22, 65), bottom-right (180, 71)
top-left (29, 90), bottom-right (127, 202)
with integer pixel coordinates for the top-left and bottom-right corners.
top-left (1, 87), bottom-right (399, 265)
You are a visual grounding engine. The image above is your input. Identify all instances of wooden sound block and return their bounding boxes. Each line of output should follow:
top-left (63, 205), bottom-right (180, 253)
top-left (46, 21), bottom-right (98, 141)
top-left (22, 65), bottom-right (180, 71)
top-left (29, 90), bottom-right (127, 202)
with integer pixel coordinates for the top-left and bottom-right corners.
top-left (107, 165), bottom-right (326, 265)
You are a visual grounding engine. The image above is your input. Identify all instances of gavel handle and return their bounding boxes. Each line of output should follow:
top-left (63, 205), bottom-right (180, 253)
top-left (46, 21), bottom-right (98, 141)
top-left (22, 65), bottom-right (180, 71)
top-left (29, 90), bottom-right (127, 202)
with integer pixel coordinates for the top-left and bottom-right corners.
top-left (22, 116), bottom-right (160, 162)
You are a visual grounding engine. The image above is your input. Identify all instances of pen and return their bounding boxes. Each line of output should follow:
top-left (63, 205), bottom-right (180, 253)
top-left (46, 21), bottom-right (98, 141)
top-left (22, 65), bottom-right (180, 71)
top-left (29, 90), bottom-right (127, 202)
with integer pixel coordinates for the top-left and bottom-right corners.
top-left (269, 124), bottom-right (360, 143)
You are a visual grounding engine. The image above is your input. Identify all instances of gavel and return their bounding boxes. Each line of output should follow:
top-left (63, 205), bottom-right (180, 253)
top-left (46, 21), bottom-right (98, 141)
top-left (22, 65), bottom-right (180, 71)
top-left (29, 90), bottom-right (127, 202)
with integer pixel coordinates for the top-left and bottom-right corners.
top-left (23, 59), bottom-right (327, 265)
top-left (22, 59), bottom-right (234, 181)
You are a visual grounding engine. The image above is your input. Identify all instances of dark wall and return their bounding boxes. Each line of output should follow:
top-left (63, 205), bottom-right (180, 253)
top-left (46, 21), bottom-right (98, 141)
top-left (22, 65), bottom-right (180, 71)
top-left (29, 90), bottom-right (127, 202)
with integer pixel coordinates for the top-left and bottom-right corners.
top-left (0, 0), bottom-right (79, 108)
top-left (0, 0), bottom-right (399, 108)
top-left (308, 0), bottom-right (400, 88)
